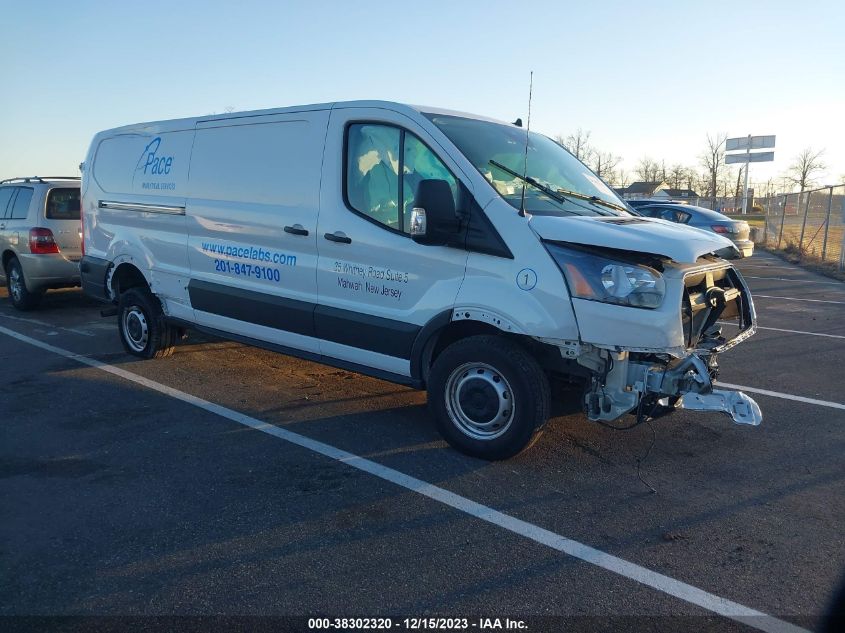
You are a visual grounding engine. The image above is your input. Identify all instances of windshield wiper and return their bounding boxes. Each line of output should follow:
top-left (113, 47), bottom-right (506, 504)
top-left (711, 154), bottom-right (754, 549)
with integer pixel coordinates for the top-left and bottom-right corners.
top-left (489, 160), bottom-right (570, 207)
top-left (554, 187), bottom-right (628, 214)
top-left (489, 160), bottom-right (624, 215)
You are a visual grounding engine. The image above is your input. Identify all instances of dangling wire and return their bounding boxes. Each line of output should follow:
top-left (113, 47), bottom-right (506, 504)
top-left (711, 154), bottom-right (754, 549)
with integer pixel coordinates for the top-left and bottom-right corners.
top-left (636, 420), bottom-right (658, 494)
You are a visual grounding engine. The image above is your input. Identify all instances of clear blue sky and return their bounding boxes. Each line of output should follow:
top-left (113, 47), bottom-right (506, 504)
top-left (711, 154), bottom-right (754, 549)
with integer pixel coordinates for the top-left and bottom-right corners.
top-left (2, 0), bottom-right (843, 190)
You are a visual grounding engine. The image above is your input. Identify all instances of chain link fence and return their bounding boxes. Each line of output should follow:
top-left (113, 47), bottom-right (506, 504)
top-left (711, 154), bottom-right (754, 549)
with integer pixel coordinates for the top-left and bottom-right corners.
top-left (668, 185), bottom-right (845, 270)
top-left (762, 184), bottom-right (845, 270)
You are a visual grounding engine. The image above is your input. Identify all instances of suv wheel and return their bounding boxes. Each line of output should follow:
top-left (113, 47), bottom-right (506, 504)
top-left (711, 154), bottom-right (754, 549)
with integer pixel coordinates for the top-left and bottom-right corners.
top-left (6, 257), bottom-right (43, 311)
top-left (117, 287), bottom-right (176, 359)
top-left (428, 335), bottom-right (550, 460)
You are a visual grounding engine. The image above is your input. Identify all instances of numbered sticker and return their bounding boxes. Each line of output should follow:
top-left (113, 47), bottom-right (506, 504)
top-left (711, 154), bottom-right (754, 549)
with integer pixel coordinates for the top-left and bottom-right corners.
top-left (516, 268), bottom-right (537, 291)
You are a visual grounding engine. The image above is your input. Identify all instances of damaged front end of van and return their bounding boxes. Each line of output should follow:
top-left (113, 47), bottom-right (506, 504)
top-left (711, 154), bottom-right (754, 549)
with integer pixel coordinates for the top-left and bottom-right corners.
top-left (535, 217), bottom-right (762, 428)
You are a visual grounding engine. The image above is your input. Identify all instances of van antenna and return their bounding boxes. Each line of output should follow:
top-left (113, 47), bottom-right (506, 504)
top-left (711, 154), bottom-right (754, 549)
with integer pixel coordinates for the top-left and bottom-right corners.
top-left (518, 71), bottom-right (533, 218)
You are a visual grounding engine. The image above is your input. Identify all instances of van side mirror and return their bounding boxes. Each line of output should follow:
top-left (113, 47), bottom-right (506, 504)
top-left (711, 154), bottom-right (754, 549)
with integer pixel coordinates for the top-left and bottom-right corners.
top-left (410, 179), bottom-right (459, 246)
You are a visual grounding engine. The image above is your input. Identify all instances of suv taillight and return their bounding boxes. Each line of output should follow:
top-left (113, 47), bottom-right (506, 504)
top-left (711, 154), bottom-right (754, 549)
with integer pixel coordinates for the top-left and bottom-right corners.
top-left (29, 228), bottom-right (60, 254)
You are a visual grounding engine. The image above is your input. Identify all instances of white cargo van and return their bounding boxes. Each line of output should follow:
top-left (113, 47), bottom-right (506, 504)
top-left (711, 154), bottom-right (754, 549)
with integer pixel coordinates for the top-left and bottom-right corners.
top-left (80, 101), bottom-right (761, 459)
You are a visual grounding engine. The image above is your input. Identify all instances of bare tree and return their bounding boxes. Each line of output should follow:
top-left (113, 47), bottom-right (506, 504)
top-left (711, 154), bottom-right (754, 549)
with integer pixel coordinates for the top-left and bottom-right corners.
top-left (700, 132), bottom-right (727, 206)
top-left (668, 164), bottom-right (688, 189)
top-left (634, 157), bottom-right (662, 183)
top-left (556, 128), bottom-right (594, 163)
top-left (611, 168), bottom-right (630, 189)
top-left (693, 172), bottom-right (710, 198)
top-left (787, 147), bottom-right (826, 192)
top-left (592, 151), bottom-right (621, 180)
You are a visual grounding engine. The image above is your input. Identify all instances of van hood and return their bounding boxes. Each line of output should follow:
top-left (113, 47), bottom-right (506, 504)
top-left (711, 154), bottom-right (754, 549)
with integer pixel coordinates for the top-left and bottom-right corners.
top-left (528, 215), bottom-right (736, 263)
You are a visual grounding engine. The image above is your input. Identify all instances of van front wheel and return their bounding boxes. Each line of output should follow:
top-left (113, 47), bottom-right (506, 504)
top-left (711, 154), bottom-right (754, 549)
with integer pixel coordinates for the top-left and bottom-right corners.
top-left (117, 287), bottom-right (175, 359)
top-left (428, 335), bottom-right (550, 460)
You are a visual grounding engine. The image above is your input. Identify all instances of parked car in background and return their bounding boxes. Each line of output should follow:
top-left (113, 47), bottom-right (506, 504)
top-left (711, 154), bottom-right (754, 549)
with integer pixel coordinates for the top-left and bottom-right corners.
top-left (626, 198), bottom-right (683, 209)
top-left (629, 201), bottom-right (753, 258)
top-left (0, 177), bottom-right (82, 310)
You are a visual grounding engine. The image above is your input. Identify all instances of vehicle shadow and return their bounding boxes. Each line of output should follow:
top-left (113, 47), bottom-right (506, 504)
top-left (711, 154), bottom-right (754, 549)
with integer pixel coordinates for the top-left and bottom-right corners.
top-left (0, 286), bottom-right (100, 311)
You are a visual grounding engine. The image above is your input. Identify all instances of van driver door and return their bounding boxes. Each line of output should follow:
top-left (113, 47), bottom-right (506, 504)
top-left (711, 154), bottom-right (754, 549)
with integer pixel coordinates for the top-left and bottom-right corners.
top-left (315, 107), bottom-right (471, 377)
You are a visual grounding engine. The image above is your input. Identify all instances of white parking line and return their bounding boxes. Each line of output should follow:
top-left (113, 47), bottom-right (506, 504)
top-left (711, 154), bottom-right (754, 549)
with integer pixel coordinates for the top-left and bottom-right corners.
top-left (0, 323), bottom-right (808, 633)
top-left (753, 295), bottom-right (845, 305)
top-left (718, 382), bottom-right (845, 411)
top-left (717, 322), bottom-right (845, 340)
top-left (736, 264), bottom-right (802, 271)
top-left (756, 326), bottom-right (845, 339)
top-left (744, 275), bottom-right (845, 286)
top-left (0, 312), bottom-right (96, 336)
top-left (737, 262), bottom-right (795, 266)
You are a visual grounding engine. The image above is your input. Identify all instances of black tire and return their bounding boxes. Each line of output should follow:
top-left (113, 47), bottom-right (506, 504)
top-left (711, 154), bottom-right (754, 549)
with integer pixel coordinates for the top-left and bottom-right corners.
top-left (5, 257), bottom-right (43, 311)
top-left (117, 287), bottom-right (176, 359)
top-left (428, 335), bottom-right (551, 460)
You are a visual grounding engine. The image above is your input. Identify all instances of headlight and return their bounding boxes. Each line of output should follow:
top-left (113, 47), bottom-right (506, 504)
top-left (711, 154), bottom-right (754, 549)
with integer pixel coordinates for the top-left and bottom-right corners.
top-left (545, 243), bottom-right (665, 309)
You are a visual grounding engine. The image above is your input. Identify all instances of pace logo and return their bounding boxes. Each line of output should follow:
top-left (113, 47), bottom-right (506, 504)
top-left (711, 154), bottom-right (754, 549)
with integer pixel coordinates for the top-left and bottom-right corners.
top-left (135, 137), bottom-right (174, 176)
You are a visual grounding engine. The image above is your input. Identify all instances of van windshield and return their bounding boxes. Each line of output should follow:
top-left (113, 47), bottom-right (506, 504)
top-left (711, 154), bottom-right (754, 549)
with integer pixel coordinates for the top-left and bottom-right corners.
top-left (424, 113), bottom-right (628, 217)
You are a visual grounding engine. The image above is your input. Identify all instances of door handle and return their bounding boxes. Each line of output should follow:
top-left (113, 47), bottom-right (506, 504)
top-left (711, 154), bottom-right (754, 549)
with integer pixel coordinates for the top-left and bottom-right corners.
top-left (284, 224), bottom-right (309, 236)
top-left (324, 232), bottom-right (352, 244)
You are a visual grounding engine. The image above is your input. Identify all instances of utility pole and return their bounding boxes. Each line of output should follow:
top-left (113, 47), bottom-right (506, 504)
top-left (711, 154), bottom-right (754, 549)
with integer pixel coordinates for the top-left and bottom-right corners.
top-left (741, 135), bottom-right (751, 214)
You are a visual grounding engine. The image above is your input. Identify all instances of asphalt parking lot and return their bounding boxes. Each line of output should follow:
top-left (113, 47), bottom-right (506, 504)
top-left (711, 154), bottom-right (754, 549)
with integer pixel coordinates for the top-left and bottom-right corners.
top-left (1, 251), bottom-right (843, 633)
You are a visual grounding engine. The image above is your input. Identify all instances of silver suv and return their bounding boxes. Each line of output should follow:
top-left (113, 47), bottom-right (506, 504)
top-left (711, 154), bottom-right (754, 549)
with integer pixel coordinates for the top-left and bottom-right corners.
top-left (0, 177), bottom-right (82, 310)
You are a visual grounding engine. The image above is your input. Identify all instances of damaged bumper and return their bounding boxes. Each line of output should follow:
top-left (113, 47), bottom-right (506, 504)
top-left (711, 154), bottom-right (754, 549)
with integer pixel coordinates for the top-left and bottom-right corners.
top-left (572, 261), bottom-right (762, 427)
top-left (582, 349), bottom-right (762, 427)
top-left (681, 389), bottom-right (761, 426)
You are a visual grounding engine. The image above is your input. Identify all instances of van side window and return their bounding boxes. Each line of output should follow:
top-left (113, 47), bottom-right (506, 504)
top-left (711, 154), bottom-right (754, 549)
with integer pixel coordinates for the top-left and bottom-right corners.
top-left (346, 124), bottom-right (458, 234)
top-left (9, 187), bottom-right (33, 220)
top-left (346, 124), bottom-right (401, 230)
top-left (0, 187), bottom-right (14, 218)
top-left (402, 134), bottom-right (458, 232)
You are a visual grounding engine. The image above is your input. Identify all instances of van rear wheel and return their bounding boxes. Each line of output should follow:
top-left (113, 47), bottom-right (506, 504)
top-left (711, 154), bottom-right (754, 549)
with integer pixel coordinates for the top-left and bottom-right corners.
top-left (428, 335), bottom-right (550, 460)
top-left (117, 287), bottom-right (175, 359)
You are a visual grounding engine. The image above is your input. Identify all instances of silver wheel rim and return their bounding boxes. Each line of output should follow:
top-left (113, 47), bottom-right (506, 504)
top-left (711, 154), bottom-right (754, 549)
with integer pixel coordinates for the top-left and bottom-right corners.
top-left (122, 305), bottom-right (149, 352)
top-left (9, 267), bottom-right (23, 302)
top-left (445, 362), bottom-right (515, 440)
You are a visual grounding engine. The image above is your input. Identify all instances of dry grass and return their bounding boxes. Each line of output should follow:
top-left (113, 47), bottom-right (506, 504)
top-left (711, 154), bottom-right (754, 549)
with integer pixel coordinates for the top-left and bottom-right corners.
top-left (773, 224), bottom-right (844, 263)
top-left (761, 241), bottom-right (845, 282)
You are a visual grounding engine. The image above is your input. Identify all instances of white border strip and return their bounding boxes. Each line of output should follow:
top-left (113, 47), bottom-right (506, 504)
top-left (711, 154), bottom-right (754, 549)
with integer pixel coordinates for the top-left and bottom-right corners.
top-left (0, 324), bottom-right (808, 633)
top-left (718, 381), bottom-right (845, 411)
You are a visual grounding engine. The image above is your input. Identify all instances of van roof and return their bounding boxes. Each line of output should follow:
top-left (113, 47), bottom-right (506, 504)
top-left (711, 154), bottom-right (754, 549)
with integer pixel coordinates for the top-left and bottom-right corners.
top-left (96, 101), bottom-right (513, 136)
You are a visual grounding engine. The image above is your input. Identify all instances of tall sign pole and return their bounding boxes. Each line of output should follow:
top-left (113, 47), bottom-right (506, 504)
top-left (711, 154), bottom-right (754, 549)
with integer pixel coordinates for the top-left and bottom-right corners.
top-left (742, 135), bottom-right (751, 215)
top-left (725, 135), bottom-right (776, 214)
